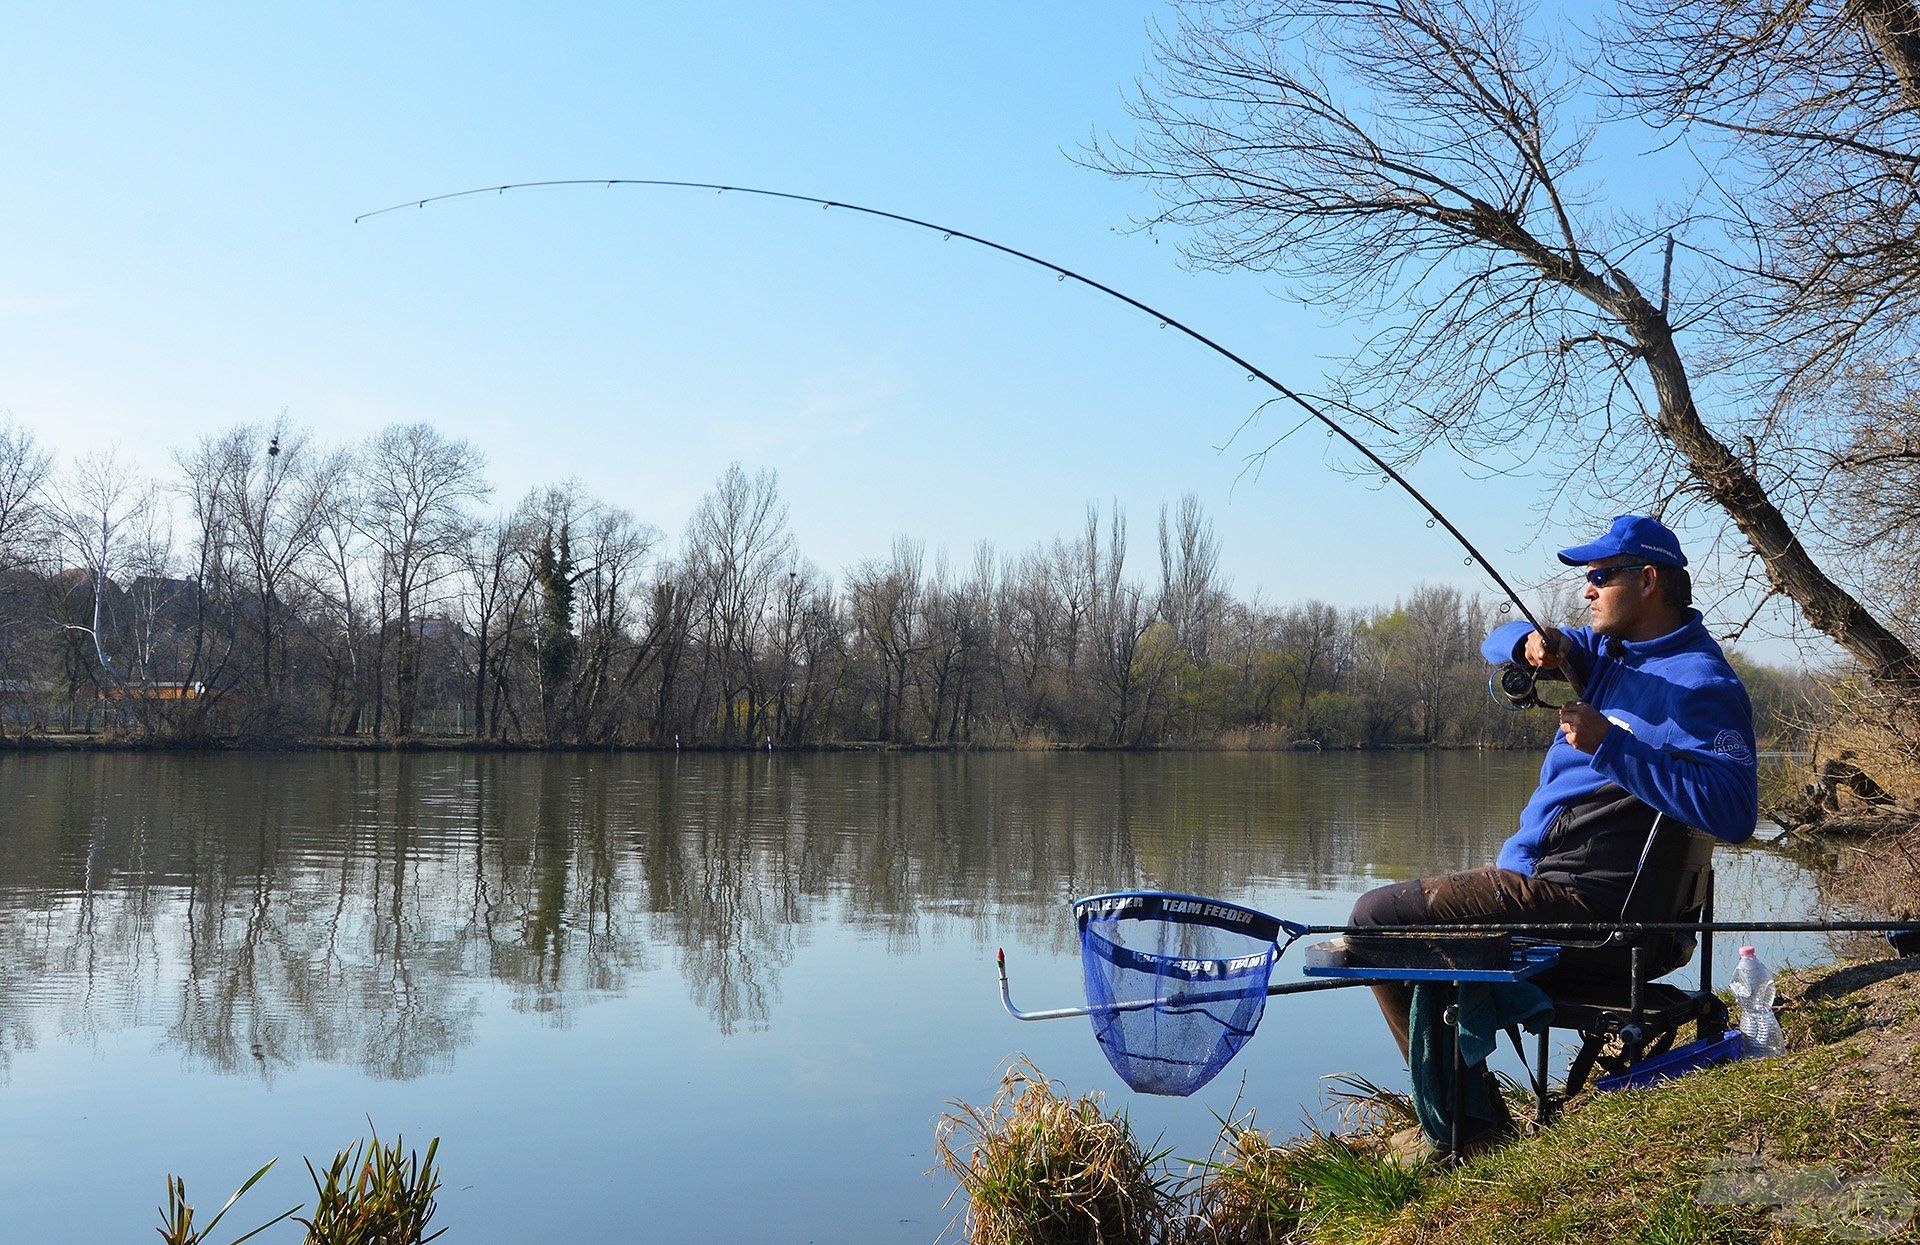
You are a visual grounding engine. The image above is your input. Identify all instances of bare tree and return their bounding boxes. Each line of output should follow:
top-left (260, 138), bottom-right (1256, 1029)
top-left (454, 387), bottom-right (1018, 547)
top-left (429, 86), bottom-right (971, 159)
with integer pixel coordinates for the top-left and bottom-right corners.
top-left (849, 537), bottom-right (924, 742)
top-left (1397, 583), bottom-right (1475, 743)
top-left (1049, 507), bottom-right (1102, 721)
top-left (214, 416), bottom-right (336, 719)
top-left (305, 452), bottom-right (371, 734)
top-left (1001, 547), bottom-right (1063, 732)
top-left (358, 423), bottom-right (489, 736)
top-left (573, 501), bottom-right (661, 738)
top-left (456, 510), bottom-right (537, 741)
top-left (49, 449), bottom-right (153, 687)
top-left (1102, 0), bottom-right (1917, 692)
top-left (683, 464), bottom-right (796, 743)
top-left (1614, 0), bottom-right (1920, 392)
top-left (1087, 505), bottom-right (1155, 743)
top-left (0, 417), bottom-right (53, 734)
top-left (0, 415), bottom-right (50, 573)
top-left (918, 544), bottom-right (996, 743)
top-left (1157, 492), bottom-right (1224, 663)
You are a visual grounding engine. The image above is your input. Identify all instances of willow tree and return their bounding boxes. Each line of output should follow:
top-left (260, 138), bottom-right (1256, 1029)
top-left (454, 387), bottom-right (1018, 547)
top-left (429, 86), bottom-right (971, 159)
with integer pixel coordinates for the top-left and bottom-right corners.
top-left (1100, 0), bottom-right (1918, 706)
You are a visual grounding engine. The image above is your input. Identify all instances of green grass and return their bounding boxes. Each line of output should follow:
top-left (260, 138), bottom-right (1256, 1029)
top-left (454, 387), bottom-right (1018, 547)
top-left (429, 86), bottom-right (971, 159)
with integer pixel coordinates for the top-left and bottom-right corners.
top-left (152, 1130), bottom-right (443, 1245)
top-left (1791, 995), bottom-right (1868, 1045)
top-left (155, 1159), bottom-right (299, 1245)
top-left (1188, 1129), bottom-right (1423, 1245)
top-left (296, 1130), bottom-right (445, 1245)
top-left (1356, 1026), bottom-right (1920, 1244)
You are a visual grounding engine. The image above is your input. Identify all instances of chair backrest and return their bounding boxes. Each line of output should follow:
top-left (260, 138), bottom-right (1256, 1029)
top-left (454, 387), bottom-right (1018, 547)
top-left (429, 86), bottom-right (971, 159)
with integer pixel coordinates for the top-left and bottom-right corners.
top-left (1550, 815), bottom-right (1715, 984)
top-left (1615, 816), bottom-right (1716, 977)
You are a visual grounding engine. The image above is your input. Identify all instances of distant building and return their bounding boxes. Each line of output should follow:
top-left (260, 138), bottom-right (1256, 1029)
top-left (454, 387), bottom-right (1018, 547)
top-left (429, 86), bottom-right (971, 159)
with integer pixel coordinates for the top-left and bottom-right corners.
top-left (94, 680), bottom-right (204, 701)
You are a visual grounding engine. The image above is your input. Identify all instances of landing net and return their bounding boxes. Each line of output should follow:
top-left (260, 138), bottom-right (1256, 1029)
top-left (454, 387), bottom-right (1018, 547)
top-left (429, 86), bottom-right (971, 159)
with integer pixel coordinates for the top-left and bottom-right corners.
top-left (1074, 892), bottom-right (1290, 1096)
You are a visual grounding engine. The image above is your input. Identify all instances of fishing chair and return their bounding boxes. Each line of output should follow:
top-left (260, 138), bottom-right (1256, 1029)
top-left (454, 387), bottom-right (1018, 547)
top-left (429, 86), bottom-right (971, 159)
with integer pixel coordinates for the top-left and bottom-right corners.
top-left (1507, 815), bottom-right (1730, 1127)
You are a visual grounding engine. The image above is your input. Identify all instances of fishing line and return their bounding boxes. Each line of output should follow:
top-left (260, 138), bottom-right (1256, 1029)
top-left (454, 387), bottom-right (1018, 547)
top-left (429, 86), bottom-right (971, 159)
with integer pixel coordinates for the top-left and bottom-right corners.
top-left (358, 177), bottom-right (1583, 695)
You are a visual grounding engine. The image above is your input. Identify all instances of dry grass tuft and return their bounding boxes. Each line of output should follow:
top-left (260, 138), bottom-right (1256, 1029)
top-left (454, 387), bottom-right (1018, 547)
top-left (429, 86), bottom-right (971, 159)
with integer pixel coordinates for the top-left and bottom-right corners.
top-left (1207, 727), bottom-right (1296, 752)
top-left (934, 1059), bottom-right (1177, 1245)
top-left (1823, 834), bottom-right (1920, 924)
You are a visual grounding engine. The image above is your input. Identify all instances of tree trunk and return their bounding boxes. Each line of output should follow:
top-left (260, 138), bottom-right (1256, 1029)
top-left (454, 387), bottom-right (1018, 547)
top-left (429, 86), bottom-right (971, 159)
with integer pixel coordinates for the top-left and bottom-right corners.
top-left (1595, 272), bottom-right (1920, 686)
top-left (1851, 0), bottom-right (1920, 110)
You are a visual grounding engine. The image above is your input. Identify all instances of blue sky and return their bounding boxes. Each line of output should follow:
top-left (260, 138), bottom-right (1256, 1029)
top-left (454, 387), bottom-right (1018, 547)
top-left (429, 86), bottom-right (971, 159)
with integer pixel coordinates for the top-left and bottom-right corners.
top-left (0, 2), bottom-right (1808, 656)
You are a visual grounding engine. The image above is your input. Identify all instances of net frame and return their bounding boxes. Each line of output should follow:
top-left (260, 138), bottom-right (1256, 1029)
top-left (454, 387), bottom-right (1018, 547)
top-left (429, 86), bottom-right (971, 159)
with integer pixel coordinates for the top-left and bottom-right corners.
top-left (1074, 891), bottom-right (1307, 1095)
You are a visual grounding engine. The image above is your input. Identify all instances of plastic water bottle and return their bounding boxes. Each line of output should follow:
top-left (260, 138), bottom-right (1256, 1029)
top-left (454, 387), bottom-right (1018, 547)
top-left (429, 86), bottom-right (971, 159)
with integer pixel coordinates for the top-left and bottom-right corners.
top-left (1729, 946), bottom-right (1784, 1056)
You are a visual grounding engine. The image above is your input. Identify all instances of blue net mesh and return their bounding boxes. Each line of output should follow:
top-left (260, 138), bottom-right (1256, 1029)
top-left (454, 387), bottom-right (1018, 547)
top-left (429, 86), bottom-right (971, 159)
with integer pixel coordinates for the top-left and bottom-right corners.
top-left (1075, 893), bottom-right (1283, 1096)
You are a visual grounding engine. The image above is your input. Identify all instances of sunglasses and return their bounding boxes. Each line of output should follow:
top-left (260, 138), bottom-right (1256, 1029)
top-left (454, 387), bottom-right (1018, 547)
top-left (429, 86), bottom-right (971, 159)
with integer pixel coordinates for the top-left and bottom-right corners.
top-left (1585, 564), bottom-right (1654, 588)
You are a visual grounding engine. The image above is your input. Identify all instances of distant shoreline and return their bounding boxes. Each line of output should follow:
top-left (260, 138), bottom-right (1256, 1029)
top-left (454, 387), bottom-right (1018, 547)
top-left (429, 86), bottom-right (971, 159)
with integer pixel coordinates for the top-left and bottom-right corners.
top-left (0, 734), bottom-right (1545, 755)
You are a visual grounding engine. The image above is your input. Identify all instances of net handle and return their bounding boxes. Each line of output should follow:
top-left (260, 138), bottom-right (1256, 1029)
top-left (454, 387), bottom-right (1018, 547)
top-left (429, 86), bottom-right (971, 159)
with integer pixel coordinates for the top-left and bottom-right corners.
top-left (996, 947), bottom-right (1364, 1021)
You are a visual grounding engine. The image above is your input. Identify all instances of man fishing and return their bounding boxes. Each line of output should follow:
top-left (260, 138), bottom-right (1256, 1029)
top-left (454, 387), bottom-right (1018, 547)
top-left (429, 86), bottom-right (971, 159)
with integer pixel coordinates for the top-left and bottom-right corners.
top-left (1349, 514), bottom-right (1759, 1155)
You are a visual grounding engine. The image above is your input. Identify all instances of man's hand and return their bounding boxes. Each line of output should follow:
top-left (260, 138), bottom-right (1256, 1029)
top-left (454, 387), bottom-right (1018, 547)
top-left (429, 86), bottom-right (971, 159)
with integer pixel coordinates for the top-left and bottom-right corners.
top-left (1524, 628), bottom-right (1567, 668)
top-left (1558, 701), bottom-right (1611, 754)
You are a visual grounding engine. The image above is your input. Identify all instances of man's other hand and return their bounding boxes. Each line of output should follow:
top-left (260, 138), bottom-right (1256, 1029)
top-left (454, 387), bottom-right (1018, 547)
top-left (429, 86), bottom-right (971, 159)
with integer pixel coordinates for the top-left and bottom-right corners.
top-left (1525, 628), bottom-right (1567, 668)
top-left (1558, 702), bottom-right (1611, 754)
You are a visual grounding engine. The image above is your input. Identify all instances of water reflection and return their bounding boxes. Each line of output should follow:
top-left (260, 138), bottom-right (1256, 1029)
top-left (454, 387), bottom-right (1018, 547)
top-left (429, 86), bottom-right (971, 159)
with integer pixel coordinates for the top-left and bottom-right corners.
top-left (0, 749), bottom-right (1694, 1080)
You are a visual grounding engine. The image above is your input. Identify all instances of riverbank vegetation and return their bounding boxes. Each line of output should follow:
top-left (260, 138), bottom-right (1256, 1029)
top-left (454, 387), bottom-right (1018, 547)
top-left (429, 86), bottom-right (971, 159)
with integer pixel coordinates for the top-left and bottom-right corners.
top-left (0, 419), bottom-right (1819, 752)
top-left (941, 956), bottom-right (1920, 1243)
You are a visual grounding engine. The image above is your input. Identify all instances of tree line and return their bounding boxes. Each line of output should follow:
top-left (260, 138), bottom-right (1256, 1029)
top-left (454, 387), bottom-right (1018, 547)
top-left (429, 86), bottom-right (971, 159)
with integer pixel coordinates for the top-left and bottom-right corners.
top-left (0, 415), bottom-right (1815, 749)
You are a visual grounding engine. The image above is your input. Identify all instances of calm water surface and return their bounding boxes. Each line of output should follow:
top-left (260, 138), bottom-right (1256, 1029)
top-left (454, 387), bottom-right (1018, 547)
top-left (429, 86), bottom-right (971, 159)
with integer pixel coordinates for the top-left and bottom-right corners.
top-left (0, 752), bottom-right (1828, 1242)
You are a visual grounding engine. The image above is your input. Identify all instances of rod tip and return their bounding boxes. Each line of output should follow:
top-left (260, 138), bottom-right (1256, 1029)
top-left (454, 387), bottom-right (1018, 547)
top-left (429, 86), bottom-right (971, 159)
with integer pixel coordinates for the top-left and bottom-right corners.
top-left (996, 948), bottom-right (1005, 964)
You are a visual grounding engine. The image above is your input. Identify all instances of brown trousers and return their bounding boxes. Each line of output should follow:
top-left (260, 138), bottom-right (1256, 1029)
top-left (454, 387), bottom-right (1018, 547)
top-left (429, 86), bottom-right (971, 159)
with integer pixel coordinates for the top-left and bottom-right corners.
top-left (1348, 866), bottom-right (1606, 1061)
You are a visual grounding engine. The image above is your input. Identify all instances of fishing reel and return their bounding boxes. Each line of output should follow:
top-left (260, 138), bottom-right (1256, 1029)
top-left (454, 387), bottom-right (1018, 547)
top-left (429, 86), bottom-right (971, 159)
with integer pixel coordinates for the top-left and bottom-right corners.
top-left (1489, 662), bottom-right (1570, 712)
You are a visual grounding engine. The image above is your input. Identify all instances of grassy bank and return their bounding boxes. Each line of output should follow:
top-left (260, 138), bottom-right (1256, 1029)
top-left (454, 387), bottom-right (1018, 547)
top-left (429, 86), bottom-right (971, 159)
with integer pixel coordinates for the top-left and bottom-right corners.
top-left (1355, 956), bottom-right (1920, 1244)
top-left (940, 955), bottom-right (1920, 1244)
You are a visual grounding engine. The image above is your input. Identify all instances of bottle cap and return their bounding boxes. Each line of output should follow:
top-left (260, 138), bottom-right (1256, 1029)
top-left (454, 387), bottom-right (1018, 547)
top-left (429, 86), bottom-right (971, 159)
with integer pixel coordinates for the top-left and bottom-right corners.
top-left (1739, 945), bottom-right (1757, 957)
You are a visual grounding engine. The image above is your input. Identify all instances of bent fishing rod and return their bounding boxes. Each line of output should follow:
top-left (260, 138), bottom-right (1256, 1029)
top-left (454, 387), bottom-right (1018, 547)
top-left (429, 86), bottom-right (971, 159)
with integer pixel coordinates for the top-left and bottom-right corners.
top-left (357, 178), bottom-right (1586, 697)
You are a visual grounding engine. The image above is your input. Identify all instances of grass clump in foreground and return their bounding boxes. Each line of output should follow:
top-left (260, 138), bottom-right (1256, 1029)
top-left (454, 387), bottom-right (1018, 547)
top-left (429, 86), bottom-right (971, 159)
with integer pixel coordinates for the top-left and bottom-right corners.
top-left (935, 1058), bottom-right (1179, 1243)
top-left (296, 1130), bottom-right (444, 1245)
top-left (155, 1128), bottom-right (443, 1245)
top-left (1186, 1126), bottom-right (1423, 1245)
top-left (1183, 1075), bottom-right (1424, 1245)
top-left (947, 957), bottom-right (1920, 1244)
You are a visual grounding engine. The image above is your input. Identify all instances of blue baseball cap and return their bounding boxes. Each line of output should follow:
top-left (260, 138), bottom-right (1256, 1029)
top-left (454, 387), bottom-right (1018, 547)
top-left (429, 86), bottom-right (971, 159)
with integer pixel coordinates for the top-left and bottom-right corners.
top-left (1556, 515), bottom-right (1687, 568)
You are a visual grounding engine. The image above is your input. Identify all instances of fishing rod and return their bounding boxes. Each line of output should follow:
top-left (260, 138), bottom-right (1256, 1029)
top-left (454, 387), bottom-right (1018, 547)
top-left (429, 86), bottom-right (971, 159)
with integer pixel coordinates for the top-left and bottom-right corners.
top-left (996, 919), bottom-right (1920, 1022)
top-left (356, 178), bottom-right (1586, 698)
top-left (1301, 920), bottom-right (1920, 936)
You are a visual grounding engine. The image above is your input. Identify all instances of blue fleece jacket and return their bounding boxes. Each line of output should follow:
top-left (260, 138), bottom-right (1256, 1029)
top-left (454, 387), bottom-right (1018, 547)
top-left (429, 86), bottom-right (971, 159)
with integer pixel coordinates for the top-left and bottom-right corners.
top-left (1482, 611), bottom-right (1759, 876)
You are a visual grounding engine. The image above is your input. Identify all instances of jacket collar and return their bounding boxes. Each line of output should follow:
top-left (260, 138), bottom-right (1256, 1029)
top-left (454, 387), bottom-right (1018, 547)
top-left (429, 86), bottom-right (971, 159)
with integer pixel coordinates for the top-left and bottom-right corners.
top-left (1598, 609), bottom-right (1707, 660)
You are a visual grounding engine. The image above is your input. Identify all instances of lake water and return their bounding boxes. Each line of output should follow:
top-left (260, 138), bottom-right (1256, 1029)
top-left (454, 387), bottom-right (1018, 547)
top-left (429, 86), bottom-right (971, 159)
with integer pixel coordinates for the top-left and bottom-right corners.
top-left (0, 751), bottom-right (1829, 1242)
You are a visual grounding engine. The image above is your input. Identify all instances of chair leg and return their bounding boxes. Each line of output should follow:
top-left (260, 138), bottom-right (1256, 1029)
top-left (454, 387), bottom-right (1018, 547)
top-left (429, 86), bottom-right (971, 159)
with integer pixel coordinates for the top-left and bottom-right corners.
top-left (1535, 1026), bottom-right (1552, 1127)
top-left (1504, 1024), bottom-right (1554, 1128)
top-left (1447, 997), bottom-right (1464, 1159)
top-left (1564, 1034), bottom-right (1604, 1098)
